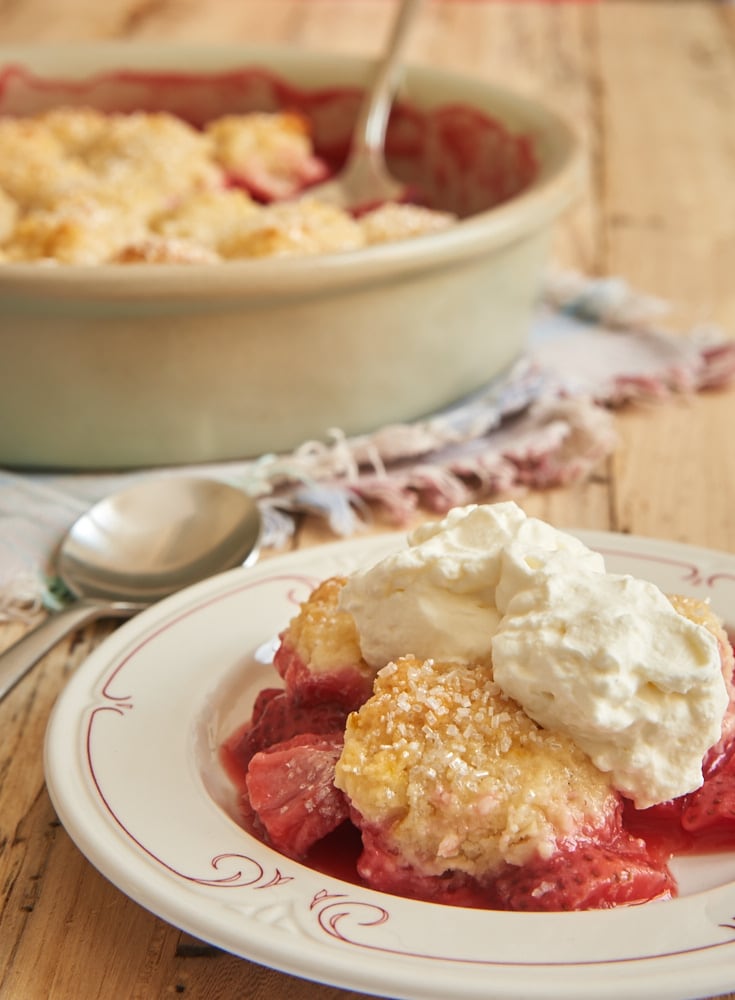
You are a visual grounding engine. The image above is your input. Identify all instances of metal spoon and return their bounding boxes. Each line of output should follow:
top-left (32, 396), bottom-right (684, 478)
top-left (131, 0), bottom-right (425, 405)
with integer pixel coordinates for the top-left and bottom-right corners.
top-left (305, 0), bottom-right (423, 210)
top-left (0, 475), bottom-right (262, 702)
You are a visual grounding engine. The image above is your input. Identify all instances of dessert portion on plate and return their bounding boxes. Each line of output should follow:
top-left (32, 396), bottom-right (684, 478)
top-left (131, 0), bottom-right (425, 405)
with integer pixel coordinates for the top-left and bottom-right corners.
top-left (0, 107), bottom-right (454, 264)
top-left (222, 502), bottom-right (735, 911)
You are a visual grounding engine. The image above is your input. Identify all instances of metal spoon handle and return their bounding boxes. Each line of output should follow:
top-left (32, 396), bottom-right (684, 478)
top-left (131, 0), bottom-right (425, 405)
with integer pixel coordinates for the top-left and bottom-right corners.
top-left (352, 0), bottom-right (423, 155)
top-left (0, 601), bottom-right (130, 702)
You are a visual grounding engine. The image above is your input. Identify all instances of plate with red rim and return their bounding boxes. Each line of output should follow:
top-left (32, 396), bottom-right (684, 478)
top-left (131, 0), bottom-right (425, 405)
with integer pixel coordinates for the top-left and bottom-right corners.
top-left (44, 529), bottom-right (735, 1000)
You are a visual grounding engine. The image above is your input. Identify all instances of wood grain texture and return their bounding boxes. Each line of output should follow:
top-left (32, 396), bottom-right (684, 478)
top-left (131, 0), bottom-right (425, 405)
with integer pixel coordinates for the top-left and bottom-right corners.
top-left (1, 3), bottom-right (734, 998)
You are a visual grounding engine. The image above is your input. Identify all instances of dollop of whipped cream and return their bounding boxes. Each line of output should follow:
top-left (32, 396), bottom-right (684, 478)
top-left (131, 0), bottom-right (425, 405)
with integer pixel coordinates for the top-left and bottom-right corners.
top-left (340, 502), bottom-right (603, 668)
top-left (339, 502), bottom-right (728, 808)
top-left (492, 570), bottom-right (727, 808)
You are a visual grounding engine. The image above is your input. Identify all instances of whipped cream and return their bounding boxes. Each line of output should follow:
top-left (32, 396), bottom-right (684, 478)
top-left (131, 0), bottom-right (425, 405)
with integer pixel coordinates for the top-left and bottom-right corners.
top-left (339, 502), bottom-right (603, 669)
top-left (492, 569), bottom-right (727, 808)
top-left (340, 502), bottom-right (728, 808)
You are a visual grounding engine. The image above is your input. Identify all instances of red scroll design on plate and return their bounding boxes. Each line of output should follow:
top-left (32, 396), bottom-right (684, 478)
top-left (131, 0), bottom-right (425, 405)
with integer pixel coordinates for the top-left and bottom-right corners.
top-left (311, 889), bottom-right (390, 943)
top-left (86, 704), bottom-right (294, 890)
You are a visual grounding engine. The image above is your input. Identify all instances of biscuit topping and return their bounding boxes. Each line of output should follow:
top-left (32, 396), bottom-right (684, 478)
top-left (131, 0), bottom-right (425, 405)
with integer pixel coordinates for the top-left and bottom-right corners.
top-left (335, 654), bottom-right (618, 875)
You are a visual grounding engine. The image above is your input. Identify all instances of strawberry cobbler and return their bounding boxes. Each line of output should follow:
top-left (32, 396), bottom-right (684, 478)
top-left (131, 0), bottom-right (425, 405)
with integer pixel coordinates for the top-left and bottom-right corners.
top-left (222, 503), bottom-right (735, 912)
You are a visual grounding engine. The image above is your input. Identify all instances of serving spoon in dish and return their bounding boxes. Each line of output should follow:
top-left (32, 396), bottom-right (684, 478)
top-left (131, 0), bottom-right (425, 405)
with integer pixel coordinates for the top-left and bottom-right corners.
top-left (304, 0), bottom-right (423, 210)
top-left (0, 475), bottom-right (262, 703)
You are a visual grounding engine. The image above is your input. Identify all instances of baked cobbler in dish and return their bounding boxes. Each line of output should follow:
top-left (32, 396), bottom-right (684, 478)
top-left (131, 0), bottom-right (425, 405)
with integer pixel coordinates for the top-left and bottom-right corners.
top-left (0, 107), bottom-right (455, 264)
top-left (222, 503), bottom-right (735, 911)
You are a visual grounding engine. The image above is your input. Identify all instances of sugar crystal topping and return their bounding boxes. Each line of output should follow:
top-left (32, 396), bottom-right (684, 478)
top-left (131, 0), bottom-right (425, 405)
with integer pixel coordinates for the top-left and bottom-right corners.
top-left (335, 655), bottom-right (618, 876)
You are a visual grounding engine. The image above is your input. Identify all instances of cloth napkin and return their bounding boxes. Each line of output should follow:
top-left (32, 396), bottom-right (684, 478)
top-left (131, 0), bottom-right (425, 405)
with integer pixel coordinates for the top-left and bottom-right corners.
top-left (1, 269), bottom-right (733, 621)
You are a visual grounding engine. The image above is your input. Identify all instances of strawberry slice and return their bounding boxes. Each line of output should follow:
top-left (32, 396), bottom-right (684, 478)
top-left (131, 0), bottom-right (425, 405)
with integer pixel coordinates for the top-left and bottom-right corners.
top-left (246, 733), bottom-right (348, 858)
top-left (227, 688), bottom-right (349, 772)
top-left (622, 796), bottom-right (693, 857)
top-left (681, 740), bottom-right (735, 845)
top-left (491, 837), bottom-right (676, 911)
top-left (351, 820), bottom-right (675, 911)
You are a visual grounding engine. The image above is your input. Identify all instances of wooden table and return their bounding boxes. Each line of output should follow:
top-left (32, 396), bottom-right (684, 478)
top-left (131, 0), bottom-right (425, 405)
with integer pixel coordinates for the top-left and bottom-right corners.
top-left (2, 2), bottom-right (734, 998)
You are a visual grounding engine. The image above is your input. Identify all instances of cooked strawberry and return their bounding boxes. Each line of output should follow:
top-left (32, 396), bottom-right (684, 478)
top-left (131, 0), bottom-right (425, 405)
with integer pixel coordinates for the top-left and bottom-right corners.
top-left (681, 740), bottom-right (735, 844)
top-left (621, 797), bottom-right (692, 857)
top-left (250, 686), bottom-right (283, 722)
top-left (226, 689), bottom-right (349, 772)
top-left (245, 733), bottom-right (348, 858)
top-left (350, 817), bottom-right (675, 911)
top-left (491, 836), bottom-right (676, 911)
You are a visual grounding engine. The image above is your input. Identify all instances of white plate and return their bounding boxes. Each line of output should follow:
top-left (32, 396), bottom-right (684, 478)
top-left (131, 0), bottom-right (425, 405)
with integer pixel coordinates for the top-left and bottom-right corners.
top-left (44, 531), bottom-right (735, 1000)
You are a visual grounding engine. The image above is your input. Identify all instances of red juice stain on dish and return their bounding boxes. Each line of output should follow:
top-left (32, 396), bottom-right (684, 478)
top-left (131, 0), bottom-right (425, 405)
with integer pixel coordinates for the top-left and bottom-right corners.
top-left (0, 65), bottom-right (537, 217)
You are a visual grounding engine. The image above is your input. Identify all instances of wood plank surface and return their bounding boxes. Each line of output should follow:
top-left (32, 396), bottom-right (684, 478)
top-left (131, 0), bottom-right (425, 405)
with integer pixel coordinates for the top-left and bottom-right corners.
top-left (1, 3), bottom-right (734, 999)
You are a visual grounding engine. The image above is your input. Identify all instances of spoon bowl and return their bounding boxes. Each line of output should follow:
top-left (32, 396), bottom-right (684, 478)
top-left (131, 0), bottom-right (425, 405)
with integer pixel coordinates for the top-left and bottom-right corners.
top-left (0, 475), bottom-right (261, 701)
